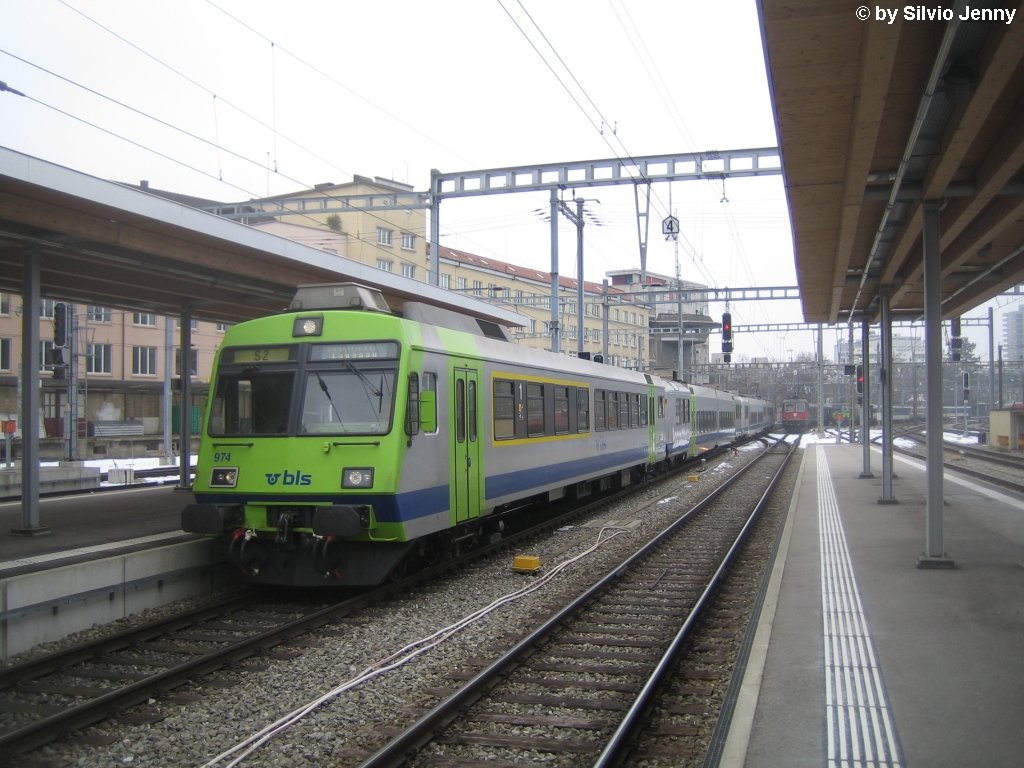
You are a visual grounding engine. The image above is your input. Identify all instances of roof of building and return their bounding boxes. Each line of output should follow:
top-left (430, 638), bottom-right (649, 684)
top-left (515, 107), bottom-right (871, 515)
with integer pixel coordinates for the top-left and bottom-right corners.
top-left (438, 245), bottom-right (636, 299)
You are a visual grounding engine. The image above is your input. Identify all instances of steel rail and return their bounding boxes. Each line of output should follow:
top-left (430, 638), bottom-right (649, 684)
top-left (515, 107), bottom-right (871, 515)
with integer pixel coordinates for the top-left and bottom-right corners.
top-left (357, 436), bottom-right (796, 768)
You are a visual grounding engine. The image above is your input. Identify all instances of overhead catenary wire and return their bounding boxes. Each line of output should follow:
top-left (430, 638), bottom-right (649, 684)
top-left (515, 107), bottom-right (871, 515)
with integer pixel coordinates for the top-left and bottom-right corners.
top-left (0, 49), bottom-right (427, 272)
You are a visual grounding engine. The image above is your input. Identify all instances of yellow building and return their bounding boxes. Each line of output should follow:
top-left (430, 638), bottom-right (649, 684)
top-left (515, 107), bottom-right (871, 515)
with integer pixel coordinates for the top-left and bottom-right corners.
top-left (1, 175), bottom-right (665, 457)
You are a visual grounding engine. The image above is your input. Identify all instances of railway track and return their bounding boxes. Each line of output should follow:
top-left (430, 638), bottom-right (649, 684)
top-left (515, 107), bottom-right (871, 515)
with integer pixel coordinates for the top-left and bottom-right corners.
top-left (890, 430), bottom-right (1024, 493)
top-left (0, 589), bottom-right (381, 757)
top-left (359, 436), bottom-right (798, 767)
top-left (0, 439), bottom-right (769, 760)
top-left (824, 425), bottom-right (1022, 493)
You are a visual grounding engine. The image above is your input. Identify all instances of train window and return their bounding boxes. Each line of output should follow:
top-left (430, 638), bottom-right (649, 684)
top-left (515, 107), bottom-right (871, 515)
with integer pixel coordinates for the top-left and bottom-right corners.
top-left (300, 367), bottom-right (396, 435)
top-left (659, 397), bottom-right (666, 419)
top-left (606, 392), bottom-right (619, 430)
top-left (405, 373), bottom-right (420, 437)
top-left (595, 390), bottom-right (607, 431)
top-left (468, 380), bottom-right (477, 442)
top-left (493, 379), bottom-right (515, 440)
top-left (419, 372), bottom-right (437, 433)
top-left (576, 387), bottom-right (590, 432)
top-left (554, 386), bottom-right (569, 435)
top-left (455, 379), bottom-right (466, 443)
top-left (619, 392), bottom-right (630, 430)
top-left (210, 370), bottom-right (293, 437)
top-left (631, 393), bottom-right (641, 427)
top-left (527, 383), bottom-right (545, 437)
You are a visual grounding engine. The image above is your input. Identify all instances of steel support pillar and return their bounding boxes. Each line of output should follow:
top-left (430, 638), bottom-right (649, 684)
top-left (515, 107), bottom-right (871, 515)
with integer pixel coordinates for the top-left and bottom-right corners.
top-left (848, 325), bottom-right (855, 444)
top-left (177, 306), bottom-right (193, 491)
top-left (428, 174), bottom-right (441, 286)
top-left (817, 323), bottom-right (824, 436)
top-left (860, 319), bottom-right (873, 478)
top-left (549, 189), bottom-right (560, 354)
top-left (879, 286), bottom-right (897, 503)
top-left (13, 245), bottom-right (49, 536)
top-left (163, 316), bottom-right (174, 456)
top-left (988, 307), bottom-right (995, 421)
top-left (575, 198), bottom-right (585, 355)
top-left (919, 201), bottom-right (954, 568)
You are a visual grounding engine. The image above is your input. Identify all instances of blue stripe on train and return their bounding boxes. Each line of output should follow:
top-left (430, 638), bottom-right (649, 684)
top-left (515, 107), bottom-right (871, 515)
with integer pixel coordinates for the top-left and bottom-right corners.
top-left (485, 445), bottom-right (650, 499)
top-left (194, 446), bottom-right (650, 524)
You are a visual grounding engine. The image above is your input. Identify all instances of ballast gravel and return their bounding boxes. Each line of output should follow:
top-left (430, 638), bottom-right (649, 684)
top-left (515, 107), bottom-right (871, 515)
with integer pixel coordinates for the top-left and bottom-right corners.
top-left (19, 446), bottom-right (769, 768)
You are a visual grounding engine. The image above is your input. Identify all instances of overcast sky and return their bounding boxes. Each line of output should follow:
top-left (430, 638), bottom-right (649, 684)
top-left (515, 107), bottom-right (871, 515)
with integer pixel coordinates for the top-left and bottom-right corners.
top-left (1, 0), bottom-right (1015, 361)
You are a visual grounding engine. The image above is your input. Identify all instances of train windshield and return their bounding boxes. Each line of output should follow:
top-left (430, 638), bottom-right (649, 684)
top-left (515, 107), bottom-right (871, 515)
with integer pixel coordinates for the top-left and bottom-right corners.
top-left (209, 368), bottom-right (295, 437)
top-left (299, 364), bottom-right (396, 435)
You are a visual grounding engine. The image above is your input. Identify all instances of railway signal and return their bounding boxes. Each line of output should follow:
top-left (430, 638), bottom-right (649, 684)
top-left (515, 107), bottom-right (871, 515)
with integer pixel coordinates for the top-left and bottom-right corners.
top-left (950, 316), bottom-right (962, 361)
top-left (53, 302), bottom-right (68, 347)
top-left (856, 364), bottom-right (864, 395)
top-left (721, 311), bottom-right (733, 363)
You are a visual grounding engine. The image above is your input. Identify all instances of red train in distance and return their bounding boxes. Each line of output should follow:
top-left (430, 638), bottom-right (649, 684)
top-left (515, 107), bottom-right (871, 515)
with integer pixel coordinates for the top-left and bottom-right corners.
top-left (781, 398), bottom-right (813, 432)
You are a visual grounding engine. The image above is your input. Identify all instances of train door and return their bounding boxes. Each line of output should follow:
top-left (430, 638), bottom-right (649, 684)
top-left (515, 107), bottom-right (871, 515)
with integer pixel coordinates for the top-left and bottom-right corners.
top-left (646, 379), bottom-right (658, 464)
top-left (450, 367), bottom-right (482, 524)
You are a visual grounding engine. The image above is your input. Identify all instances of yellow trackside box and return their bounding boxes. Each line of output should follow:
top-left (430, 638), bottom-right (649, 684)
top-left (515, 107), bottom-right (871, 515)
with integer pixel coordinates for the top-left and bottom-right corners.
top-left (513, 555), bottom-right (541, 573)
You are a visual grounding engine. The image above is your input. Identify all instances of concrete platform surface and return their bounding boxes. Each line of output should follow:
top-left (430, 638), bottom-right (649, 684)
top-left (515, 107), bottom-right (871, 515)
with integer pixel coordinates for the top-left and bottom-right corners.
top-left (728, 442), bottom-right (1024, 768)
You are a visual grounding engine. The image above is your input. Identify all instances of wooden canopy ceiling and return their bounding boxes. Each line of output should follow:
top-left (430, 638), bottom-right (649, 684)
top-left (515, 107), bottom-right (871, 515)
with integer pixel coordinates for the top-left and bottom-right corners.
top-left (758, 0), bottom-right (1024, 323)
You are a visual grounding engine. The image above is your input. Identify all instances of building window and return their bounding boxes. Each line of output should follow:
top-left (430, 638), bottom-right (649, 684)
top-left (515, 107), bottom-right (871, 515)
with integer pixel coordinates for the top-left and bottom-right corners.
top-left (1, 294), bottom-right (10, 315)
top-left (401, 232), bottom-right (416, 250)
top-left (457, 277), bottom-right (467, 291)
top-left (39, 341), bottom-right (57, 373)
top-left (441, 274), bottom-right (451, 290)
top-left (401, 264), bottom-right (416, 280)
top-left (175, 348), bottom-right (198, 377)
top-left (86, 343), bottom-right (113, 374)
top-left (377, 227), bottom-right (393, 246)
top-left (133, 312), bottom-right (157, 327)
top-left (376, 259), bottom-right (394, 272)
top-left (132, 346), bottom-right (158, 375)
top-left (0, 338), bottom-right (10, 371)
top-left (473, 280), bottom-right (483, 295)
top-left (86, 306), bottom-right (111, 323)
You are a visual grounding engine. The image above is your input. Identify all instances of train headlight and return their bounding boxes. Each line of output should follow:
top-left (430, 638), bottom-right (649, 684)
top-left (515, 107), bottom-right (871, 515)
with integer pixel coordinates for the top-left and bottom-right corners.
top-left (292, 315), bottom-right (324, 337)
top-left (210, 467), bottom-right (239, 488)
top-left (342, 468), bottom-right (374, 489)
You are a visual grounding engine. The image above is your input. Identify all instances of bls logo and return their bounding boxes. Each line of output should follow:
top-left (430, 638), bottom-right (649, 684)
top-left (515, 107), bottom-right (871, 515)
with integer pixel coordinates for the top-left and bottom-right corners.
top-left (265, 470), bottom-right (313, 486)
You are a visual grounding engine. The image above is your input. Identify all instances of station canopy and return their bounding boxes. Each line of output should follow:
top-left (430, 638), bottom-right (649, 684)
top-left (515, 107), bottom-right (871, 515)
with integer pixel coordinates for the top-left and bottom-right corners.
top-left (0, 147), bottom-right (524, 328)
top-left (759, 0), bottom-right (1024, 324)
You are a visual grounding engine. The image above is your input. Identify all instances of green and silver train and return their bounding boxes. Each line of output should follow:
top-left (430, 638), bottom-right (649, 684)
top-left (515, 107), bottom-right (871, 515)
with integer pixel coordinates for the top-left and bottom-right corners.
top-left (182, 283), bottom-right (774, 585)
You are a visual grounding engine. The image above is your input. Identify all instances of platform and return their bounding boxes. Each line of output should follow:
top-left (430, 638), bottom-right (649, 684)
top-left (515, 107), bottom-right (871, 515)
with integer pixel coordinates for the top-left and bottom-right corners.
top-left (725, 442), bottom-right (1024, 768)
top-left (0, 486), bottom-right (230, 658)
